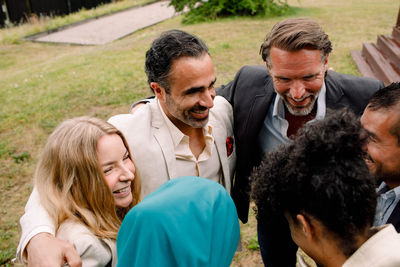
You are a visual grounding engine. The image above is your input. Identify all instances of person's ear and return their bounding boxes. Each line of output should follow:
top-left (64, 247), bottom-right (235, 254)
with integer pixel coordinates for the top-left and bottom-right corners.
top-left (323, 54), bottom-right (329, 71)
top-left (296, 214), bottom-right (314, 241)
top-left (151, 82), bottom-right (166, 101)
top-left (266, 60), bottom-right (272, 72)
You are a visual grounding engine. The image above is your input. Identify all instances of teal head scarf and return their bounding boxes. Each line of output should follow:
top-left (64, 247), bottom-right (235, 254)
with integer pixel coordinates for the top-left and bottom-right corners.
top-left (117, 176), bottom-right (240, 267)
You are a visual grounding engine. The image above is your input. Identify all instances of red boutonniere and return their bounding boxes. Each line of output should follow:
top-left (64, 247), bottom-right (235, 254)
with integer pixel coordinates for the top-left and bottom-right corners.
top-left (226, 136), bottom-right (234, 157)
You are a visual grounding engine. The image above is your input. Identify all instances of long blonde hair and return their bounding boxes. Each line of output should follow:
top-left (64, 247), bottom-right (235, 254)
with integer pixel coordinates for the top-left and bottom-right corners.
top-left (35, 117), bottom-right (141, 240)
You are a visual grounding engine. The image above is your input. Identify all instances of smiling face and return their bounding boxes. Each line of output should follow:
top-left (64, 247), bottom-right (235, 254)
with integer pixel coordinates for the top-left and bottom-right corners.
top-left (361, 108), bottom-right (400, 188)
top-left (267, 47), bottom-right (328, 116)
top-left (152, 53), bottom-right (216, 133)
top-left (97, 133), bottom-right (135, 208)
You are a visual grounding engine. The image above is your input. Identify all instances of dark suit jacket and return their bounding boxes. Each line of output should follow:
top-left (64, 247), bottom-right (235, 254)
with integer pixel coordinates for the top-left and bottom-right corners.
top-left (388, 201), bottom-right (400, 232)
top-left (217, 65), bottom-right (384, 223)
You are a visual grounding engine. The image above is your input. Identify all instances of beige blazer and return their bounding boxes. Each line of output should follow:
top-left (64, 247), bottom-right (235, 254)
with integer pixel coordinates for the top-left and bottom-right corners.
top-left (108, 96), bottom-right (236, 197)
top-left (16, 97), bottom-right (236, 260)
top-left (17, 190), bottom-right (118, 266)
top-left (57, 220), bottom-right (117, 267)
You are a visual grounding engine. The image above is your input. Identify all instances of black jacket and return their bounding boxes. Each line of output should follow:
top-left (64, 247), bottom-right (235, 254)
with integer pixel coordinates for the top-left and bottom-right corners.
top-left (388, 201), bottom-right (400, 232)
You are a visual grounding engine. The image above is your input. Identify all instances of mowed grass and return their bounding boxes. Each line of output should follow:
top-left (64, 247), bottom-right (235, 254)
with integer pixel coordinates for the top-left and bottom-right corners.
top-left (0, 0), bottom-right (397, 265)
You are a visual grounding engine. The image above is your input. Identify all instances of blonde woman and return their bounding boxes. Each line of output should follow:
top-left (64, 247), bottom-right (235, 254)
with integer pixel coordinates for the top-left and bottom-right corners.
top-left (33, 117), bottom-right (141, 267)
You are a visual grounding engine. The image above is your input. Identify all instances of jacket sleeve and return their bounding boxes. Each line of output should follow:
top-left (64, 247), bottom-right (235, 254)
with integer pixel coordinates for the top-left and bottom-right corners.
top-left (57, 222), bottom-right (114, 267)
top-left (16, 187), bottom-right (55, 263)
top-left (216, 66), bottom-right (249, 107)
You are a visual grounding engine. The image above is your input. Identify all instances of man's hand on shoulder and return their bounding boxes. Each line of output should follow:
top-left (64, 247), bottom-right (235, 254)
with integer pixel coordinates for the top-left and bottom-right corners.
top-left (27, 233), bottom-right (81, 267)
top-left (129, 97), bottom-right (154, 114)
top-left (130, 102), bottom-right (147, 114)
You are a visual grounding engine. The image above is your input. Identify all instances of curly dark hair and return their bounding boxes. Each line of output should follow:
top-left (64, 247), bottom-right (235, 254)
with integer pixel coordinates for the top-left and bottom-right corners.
top-left (251, 109), bottom-right (377, 257)
top-left (145, 29), bottom-right (209, 93)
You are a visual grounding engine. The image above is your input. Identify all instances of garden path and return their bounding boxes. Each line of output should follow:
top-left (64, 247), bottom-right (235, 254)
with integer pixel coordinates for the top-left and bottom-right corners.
top-left (31, 0), bottom-right (176, 45)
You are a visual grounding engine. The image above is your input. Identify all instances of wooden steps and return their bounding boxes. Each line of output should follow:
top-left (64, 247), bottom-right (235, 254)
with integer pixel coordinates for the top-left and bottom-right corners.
top-left (351, 9), bottom-right (400, 85)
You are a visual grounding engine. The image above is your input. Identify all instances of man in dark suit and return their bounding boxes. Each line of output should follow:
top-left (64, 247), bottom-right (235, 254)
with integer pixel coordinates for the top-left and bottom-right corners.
top-left (361, 82), bottom-right (400, 233)
top-left (217, 17), bottom-right (384, 266)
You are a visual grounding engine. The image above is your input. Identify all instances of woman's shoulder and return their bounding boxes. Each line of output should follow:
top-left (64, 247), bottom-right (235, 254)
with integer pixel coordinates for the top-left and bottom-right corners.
top-left (57, 220), bottom-right (97, 244)
top-left (57, 220), bottom-right (115, 267)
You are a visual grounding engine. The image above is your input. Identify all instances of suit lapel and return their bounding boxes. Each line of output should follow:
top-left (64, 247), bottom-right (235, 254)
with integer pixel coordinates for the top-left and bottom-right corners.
top-left (209, 114), bottom-right (231, 191)
top-left (149, 100), bottom-right (177, 180)
top-left (325, 71), bottom-right (344, 108)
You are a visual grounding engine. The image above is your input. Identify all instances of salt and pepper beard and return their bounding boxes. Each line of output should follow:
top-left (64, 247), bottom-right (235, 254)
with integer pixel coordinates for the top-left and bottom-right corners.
top-left (278, 90), bottom-right (320, 116)
top-left (164, 93), bottom-right (209, 129)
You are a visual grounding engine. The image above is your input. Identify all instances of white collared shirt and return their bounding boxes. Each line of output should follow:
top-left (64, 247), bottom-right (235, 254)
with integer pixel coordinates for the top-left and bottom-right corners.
top-left (158, 100), bottom-right (222, 183)
top-left (258, 82), bottom-right (327, 154)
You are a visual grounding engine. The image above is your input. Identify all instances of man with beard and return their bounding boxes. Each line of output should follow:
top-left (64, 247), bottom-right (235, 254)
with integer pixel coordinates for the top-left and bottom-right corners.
top-left (108, 30), bottom-right (236, 196)
top-left (217, 18), bottom-right (384, 266)
top-left (361, 82), bottom-right (400, 232)
top-left (17, 30), bottom-right (236, 267)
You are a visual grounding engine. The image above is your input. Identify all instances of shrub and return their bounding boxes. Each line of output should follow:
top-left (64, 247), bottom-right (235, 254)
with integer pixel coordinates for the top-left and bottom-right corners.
top-left (170, 0), bottom-right (290, 24)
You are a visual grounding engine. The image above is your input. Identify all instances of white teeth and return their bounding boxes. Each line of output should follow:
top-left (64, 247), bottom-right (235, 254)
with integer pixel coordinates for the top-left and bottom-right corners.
top-left (114, 187), bottom-right (129, 194)
top-left (291, 96), bottom-right (309, 102)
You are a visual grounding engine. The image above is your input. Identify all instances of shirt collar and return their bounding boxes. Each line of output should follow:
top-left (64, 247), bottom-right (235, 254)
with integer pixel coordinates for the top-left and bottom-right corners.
top-left (273, 81), bottom-right (327, 122)
top-left (315, 81), bottom-right (326, 120)
top-left (377, 181), bottom-right (400, 198)
top-left (157, 99), bottom-right (213, 148)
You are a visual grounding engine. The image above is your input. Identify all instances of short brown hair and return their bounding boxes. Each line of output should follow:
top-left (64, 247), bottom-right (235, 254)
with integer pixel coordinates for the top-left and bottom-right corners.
top-left (260, 18), bottom-right (332, 64)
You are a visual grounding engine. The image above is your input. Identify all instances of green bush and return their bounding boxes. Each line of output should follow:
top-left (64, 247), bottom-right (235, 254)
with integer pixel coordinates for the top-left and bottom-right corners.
top-left (170, 0), bottom-right (290, 24)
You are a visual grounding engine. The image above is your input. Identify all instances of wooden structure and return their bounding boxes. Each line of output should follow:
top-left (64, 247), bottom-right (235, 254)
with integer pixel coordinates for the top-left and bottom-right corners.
top-left (351, 8), bottom-right (400, 85)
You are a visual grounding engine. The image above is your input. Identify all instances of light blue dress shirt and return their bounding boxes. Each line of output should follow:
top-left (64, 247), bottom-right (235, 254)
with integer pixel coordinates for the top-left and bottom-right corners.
top-left (374, 182), bottom-right (400, 226)
top-left (258, 82), bottom-right (327, 155)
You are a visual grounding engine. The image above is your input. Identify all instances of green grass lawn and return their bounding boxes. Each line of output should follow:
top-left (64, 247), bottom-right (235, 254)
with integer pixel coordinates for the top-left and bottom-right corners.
top-left (0, 0), bottom-right (397, 265)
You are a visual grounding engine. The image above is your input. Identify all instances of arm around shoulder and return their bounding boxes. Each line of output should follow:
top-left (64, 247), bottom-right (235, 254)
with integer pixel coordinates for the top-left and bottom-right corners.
top-left (17, 188), bottom-right (81, 267)
top-left (217, 65), bottom-right (253, 104)
top-left (57, 222), bottom-right (113, 267)
top-left (217, 65), bottom-right (271, 106)
top-left (17, 187), bottom-right (55, 263)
